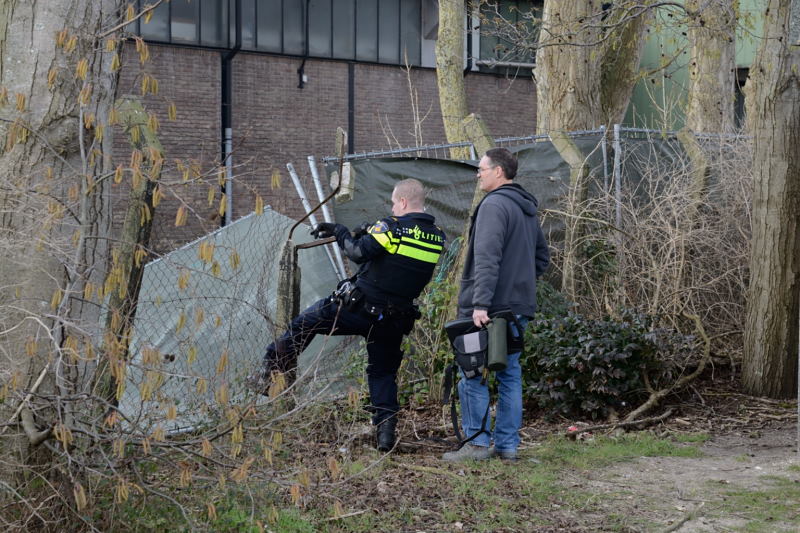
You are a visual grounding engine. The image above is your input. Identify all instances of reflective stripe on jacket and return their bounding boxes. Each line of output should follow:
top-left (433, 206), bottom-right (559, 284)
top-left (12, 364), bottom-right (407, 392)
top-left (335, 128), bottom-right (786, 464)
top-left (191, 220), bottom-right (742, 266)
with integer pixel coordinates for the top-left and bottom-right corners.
top-left (357, 213), bottom-right (445, 306)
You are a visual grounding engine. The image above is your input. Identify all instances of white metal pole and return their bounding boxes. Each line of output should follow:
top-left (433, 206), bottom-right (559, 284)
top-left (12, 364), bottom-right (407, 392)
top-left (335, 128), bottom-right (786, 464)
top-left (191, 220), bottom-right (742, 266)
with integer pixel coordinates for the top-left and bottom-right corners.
top-left (286, 162), bottom-right (341, 279)
top-left (613, 124), bottom-right (622, 231)
top-left (225, 127), bottom-right (233, 225)
top-left (308, 156), bottom-right (347, 279)
top-left (599, 125), bottom-right (608, 192)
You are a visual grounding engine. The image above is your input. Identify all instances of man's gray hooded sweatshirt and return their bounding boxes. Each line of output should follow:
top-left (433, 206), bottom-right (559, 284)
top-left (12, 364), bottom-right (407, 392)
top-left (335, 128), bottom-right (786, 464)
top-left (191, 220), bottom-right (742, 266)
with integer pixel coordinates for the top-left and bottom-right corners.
top-left (458, 183), bottom-right (550, 318)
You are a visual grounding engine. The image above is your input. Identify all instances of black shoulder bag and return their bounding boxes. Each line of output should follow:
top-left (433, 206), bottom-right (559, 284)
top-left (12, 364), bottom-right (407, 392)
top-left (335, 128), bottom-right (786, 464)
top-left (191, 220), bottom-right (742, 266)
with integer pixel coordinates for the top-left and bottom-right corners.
top-left (441, 310), bottom-right (525, 448)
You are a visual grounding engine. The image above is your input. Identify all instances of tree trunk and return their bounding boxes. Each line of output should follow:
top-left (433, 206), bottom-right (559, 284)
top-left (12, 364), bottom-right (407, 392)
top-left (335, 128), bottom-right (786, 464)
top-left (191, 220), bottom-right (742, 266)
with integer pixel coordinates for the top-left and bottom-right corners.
top-left (535, 1), bottom-right (605, 303)
top-left (0, 0), bottom-right (121, 395)
top-left (551, 132), bottom-right (589, 302)
top-left (434, 3), bottom-right (497, 312)
top-left (535, 0), bottom-right (604, 134)
top-left (685, 0), bottom-right (737, 133)
top-left (600, 3), bottom-right (653, 127)
top-left (96, 98), bottom-right (160, 404)
top-left (742, 0), bottom-right (800, 398)
top-left (676, 127), bottom-right (710, 226)
top-left (443, 113), bottom-right (495, 322)
top-left (0, 0), bottom-right (122, 518)
top-left (436, 0), bottom-right (472, 160)
top-left (460, 112), bottom-right (496, 214)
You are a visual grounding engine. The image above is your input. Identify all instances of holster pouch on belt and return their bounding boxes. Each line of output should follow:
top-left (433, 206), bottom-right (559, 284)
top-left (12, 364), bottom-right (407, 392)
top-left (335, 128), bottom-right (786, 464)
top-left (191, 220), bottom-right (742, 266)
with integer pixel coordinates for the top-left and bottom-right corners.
top-left (362, 302), bottom-right (383, 318)
top-left (332, 279), bottom-right (364, 312)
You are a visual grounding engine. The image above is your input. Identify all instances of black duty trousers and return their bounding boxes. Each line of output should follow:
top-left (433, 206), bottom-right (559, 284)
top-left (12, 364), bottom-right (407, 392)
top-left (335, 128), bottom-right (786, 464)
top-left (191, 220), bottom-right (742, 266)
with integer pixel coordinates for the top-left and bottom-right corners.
top-left (263, 296), bottom-right (414, 425)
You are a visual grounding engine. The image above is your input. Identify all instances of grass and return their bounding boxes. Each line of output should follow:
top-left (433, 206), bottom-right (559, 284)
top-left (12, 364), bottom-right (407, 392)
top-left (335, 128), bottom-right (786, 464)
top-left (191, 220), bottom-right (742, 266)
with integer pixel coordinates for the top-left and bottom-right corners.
top-left (96, 432), bottom-right (715, 532)
top-left (308, 433), bottom-right (800, 532)
top-left (91, 480), bottom-right (317, 533)
top-left (325, 433), bottom-right (705, 532)
top-left (269, 508), bottom-right (316, 533)
top-left (672, 432), bottom-right (711, 444)
top-left (712, 475), bottom-right (800, 532)
top-left (534, 432), bottom-right (704, 471)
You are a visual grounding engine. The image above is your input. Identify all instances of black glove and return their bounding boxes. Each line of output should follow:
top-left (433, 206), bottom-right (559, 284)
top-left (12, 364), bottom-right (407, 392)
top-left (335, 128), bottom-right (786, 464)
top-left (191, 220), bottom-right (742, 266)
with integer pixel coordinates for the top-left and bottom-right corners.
top-left (352, 222), bottom-right (371, 238)
top-left (310, 222), bottom-right (339, 239)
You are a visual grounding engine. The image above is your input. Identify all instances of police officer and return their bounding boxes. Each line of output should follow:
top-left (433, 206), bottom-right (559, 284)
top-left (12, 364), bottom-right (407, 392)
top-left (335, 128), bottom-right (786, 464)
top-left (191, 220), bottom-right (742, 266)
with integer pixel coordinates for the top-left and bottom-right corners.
top-left (248, 178), bottom-right (445, 451)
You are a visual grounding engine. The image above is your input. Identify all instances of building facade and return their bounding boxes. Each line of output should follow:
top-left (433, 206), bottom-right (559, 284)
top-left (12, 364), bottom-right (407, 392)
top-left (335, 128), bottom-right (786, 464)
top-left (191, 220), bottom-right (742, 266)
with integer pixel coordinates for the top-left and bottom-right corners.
top-left (115, 0), bottom-right (540, 251)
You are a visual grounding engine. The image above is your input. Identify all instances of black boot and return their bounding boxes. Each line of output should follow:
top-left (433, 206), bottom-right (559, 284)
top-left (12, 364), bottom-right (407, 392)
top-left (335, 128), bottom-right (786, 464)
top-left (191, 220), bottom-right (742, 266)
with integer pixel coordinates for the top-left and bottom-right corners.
top-left (376, 417), bottom-right (397, 452)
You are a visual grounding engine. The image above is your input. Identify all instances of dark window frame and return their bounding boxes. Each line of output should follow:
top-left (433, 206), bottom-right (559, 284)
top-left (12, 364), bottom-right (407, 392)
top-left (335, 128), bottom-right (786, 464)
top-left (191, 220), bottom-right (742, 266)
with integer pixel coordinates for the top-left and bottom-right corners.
top-left (477, 0), bottom-right (542, 76)
top-left (133, 0), bottom-right (422, 66)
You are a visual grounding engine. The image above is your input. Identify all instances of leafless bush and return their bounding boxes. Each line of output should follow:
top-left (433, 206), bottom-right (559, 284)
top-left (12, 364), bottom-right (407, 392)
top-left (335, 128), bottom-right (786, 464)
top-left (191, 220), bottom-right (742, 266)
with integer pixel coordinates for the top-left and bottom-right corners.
top-left (0, 7), bottom-right (358, 531)
top-left (0, 324), bottom-right (378, 531)
top-left (557, 132), bottom-right (752, 354)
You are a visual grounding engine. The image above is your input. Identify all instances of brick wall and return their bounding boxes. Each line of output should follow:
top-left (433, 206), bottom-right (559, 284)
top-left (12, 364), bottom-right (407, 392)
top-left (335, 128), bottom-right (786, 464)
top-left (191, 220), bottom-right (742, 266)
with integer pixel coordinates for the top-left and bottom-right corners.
top-left (354, 64), bottom-right (536, 153)
top-left (113, 43), bottom-right (221, 253)
top-left (465, 72), bottom-right (537, 137)
top-left (115, 44), bottom-right (537, 249)
top-left (231, 53), bottom-right (349, 220)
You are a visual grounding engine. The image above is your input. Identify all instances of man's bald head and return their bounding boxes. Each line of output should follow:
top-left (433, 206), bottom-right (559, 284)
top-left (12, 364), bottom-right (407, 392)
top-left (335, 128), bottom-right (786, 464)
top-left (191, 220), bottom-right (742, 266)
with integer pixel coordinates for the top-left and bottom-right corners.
top-left (391, 178), bottom-right (426, 216)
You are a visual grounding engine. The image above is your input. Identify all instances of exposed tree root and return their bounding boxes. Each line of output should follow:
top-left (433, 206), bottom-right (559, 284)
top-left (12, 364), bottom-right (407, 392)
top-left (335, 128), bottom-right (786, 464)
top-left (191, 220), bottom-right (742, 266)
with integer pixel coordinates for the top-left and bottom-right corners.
top-left (623, 312), bottom-right (712, 423)
top-left (565, 408), bottom-right (674, 439)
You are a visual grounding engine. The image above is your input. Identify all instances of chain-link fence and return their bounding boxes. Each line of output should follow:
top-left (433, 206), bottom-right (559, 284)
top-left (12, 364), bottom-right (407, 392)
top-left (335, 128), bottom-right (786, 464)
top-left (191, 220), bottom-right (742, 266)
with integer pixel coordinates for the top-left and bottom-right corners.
top-left (120, 127), bottom-right (752, 430)
top-left (324, 129), bottom-right (608, 247)
top-left (117, 208), bottom-right (353, 431)
top-left (604, 127), bottom-right (752, 335)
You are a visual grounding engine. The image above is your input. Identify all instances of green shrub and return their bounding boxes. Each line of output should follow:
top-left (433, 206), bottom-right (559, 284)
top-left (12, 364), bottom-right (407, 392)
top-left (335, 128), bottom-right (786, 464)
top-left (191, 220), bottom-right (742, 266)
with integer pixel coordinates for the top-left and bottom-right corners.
top-left (522, 310), bottom-right (694, 419)
top-left (399, 275), bottom-right (457, 405)
top-left (535, 279), bottom-right (571, 319)
top-left (399, 275), bottom-right (568, 406)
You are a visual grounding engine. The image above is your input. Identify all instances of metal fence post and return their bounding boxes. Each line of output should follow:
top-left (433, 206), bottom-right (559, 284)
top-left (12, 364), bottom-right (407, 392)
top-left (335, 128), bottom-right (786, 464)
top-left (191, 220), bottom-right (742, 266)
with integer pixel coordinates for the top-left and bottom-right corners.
top-left (286, 162), bottom-right (342, 279)
top-left (613, 124), bottom-right (624, 307)
top-left (599, 124), bottom-right (608, 192)
top-left (613, 124), bottom-right (622, 231)
top-left (307, 156), bottom-right (347, 280)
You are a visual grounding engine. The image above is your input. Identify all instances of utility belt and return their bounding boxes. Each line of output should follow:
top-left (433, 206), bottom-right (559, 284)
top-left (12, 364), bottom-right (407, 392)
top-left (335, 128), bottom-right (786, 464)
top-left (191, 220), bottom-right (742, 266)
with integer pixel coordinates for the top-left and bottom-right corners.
top-left (331, 279), bottom-right (421, 321)
top-left (441, 309), bottom-right (526, 447)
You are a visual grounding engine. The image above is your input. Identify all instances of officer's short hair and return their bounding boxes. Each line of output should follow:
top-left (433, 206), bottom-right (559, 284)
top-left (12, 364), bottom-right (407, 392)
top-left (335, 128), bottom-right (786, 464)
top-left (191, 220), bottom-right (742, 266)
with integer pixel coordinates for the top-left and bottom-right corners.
top-left (485, 148), bottom-right (518, 180)
top-left (394, 178), bottom-right (425, 207)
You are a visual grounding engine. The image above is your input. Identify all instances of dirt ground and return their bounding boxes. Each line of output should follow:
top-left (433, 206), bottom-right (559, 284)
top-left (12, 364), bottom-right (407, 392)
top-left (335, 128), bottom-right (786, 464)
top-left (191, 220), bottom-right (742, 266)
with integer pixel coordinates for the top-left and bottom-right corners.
top-left (289, 378), bottom-right (799, 532)
top-left (576, 425), bottom-right (798, 532)
top-left (369, 385), bottom-right (800, 532)
top-left (528, 391), bottom-right (797, 532)
top-left (507, 385), bottom-right (799, 533)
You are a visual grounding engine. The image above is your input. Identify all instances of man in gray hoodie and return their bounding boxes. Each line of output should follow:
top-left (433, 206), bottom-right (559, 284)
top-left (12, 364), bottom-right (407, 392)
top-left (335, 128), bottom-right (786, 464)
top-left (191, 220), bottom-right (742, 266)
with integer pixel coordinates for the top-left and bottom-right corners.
top-left (443, 147), bottom-right (550, 462)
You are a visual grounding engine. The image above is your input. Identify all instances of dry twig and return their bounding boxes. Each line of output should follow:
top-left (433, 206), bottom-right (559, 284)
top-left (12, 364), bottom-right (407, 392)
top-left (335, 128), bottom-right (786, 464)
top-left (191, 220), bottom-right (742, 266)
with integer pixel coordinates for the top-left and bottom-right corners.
top-left (565, 408), bottom-right (674, 439)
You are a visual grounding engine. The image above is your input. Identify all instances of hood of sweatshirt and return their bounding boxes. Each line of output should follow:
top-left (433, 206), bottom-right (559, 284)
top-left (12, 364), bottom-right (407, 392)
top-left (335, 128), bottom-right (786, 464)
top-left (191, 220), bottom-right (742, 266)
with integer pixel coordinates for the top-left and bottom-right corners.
top-left (489, 183), bottom-right (539, 217)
